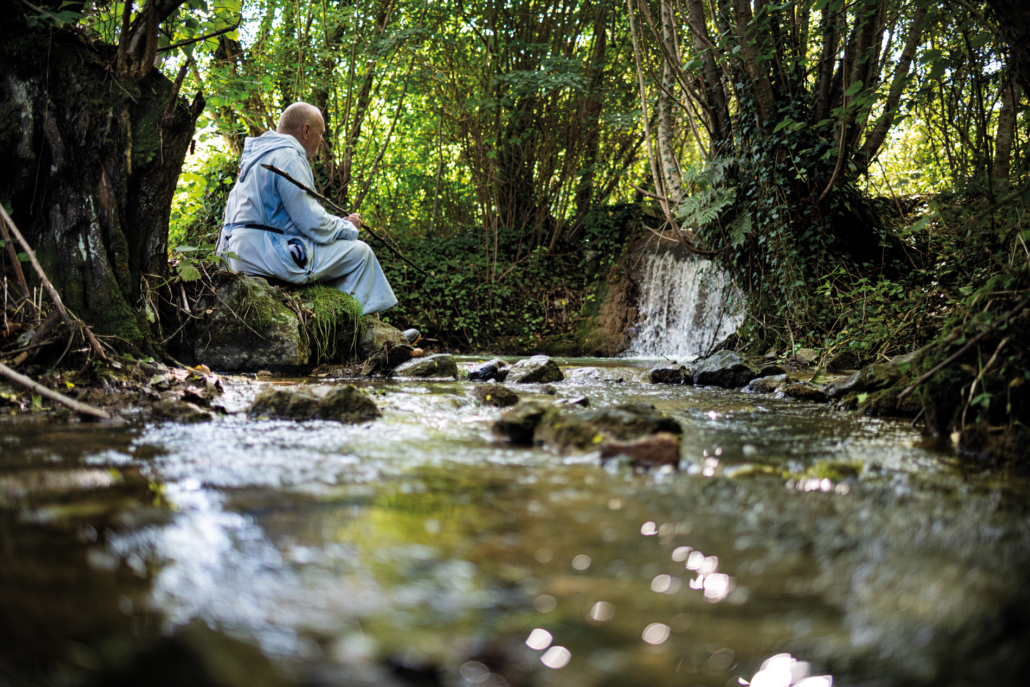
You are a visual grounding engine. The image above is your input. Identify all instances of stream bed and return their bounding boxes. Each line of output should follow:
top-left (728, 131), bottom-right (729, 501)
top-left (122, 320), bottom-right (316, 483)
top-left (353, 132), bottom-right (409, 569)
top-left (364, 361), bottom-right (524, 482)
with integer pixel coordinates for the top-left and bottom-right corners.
top-left (2, 357), bottom-right (1029, 686)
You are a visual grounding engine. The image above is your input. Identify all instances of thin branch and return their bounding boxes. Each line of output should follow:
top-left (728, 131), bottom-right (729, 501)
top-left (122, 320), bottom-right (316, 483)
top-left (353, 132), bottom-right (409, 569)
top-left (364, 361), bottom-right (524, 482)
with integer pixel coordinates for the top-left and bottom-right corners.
top-left (157, 17), bottom-right (241, 53)
top-left (0, 361), bottom-right (112, 421)
top-left (896, 293), bottom-right (1030, 405)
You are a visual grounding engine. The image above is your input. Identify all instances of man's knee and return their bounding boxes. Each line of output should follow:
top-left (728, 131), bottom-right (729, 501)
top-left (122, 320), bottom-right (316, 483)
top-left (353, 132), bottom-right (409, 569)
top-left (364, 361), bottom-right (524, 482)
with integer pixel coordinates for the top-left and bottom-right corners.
top-left (352, 240), bottom-right (373, 261)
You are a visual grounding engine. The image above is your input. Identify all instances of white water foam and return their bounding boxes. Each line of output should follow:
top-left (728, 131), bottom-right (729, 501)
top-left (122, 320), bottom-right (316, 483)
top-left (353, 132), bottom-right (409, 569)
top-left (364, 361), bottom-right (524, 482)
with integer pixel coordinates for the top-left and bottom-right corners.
top-left (625, 252), bottom-right (745, 361)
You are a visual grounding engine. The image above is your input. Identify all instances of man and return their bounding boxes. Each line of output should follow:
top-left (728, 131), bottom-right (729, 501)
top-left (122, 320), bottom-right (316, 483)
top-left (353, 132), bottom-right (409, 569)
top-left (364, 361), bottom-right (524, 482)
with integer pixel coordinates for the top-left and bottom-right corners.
top-left (217, 102), bottom-right (398, 315)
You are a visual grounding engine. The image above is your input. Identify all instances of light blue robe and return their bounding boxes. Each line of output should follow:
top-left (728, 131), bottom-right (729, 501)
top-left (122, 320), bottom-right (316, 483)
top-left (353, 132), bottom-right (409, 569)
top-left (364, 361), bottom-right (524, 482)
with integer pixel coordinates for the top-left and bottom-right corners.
top-left (217, 132), bottom-right (398, 315)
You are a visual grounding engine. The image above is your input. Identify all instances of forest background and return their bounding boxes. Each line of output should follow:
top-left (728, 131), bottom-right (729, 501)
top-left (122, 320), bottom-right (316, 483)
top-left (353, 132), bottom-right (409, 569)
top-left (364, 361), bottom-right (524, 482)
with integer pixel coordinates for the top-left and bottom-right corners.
top-left (1, 0), bottom-right (1028, 459)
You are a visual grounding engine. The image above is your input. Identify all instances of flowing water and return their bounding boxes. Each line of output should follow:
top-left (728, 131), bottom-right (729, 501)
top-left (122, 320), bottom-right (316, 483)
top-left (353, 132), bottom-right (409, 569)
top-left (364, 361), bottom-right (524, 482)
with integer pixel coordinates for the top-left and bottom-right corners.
top-left (2, 360), bottom-right (1029, 687)
top-left (625, 253), bottom-right (745, 360)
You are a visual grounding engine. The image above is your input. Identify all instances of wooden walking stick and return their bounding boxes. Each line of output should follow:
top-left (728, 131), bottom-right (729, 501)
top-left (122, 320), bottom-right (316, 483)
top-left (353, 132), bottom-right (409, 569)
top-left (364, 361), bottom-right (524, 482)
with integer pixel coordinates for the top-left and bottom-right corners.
top-left (260, 164), bottom-right (430, 278)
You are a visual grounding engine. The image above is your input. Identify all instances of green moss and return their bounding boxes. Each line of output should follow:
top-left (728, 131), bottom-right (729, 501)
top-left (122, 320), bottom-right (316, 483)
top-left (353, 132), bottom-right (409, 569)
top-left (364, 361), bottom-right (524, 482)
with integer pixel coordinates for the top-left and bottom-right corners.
top-left (301, 284), bottom-right (364, 362)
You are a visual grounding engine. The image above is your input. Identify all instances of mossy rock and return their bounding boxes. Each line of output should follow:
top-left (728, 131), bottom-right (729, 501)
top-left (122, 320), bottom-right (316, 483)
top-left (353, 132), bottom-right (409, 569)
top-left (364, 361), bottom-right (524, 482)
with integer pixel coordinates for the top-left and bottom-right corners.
top-left (391, 354), bottom-right (458, 378)
top-left (533, 404), bottom-right (682, 455)
top-left (505, 356), bottom-right (564, 384)
top-left (192, 275), bottom-right (310, 372)
top-left (248, 385), bottom-right (381, 423)
top-left (471, 385), bottom-right (520, 408)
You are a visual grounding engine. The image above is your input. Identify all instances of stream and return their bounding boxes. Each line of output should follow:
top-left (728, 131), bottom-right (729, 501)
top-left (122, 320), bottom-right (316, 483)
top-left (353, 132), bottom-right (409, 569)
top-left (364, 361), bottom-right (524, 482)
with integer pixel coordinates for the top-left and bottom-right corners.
top-left (2, 356), bottom-right (1029, 687)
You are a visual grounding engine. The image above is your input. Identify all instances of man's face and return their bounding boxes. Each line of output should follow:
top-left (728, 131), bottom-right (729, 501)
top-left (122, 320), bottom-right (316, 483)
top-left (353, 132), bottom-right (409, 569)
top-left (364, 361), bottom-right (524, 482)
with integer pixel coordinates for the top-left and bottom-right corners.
top-left (301, 115), bottom-right (325, 158)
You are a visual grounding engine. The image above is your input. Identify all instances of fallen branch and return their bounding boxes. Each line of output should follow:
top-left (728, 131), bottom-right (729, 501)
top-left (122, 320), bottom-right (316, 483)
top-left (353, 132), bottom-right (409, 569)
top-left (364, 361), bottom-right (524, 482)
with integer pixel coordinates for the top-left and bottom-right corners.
top-left (0, 211), bottom-right (31, 303)
top-left (0, 204), bottom-right (107, 360)
top-left (896, 292), bottom-right (1030, 406)
top-left (0, 361), bottom-right (111, 420)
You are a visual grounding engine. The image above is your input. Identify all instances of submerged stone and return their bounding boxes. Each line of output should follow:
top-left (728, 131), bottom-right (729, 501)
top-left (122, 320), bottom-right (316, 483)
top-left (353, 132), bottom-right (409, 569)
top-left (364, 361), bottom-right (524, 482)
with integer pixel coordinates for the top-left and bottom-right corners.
top-left (693, 350), bottom-right (760, 388)
top-left (391, 354), bottom-right (458, 378)
top-left (505, 356), bottom-right (564, 384)
top-left (599, 432), bottom-right (681, 467)
top-left (471, 385), bottom-right (520, 408)
top-left (248, 385), bottom-right (381, 422)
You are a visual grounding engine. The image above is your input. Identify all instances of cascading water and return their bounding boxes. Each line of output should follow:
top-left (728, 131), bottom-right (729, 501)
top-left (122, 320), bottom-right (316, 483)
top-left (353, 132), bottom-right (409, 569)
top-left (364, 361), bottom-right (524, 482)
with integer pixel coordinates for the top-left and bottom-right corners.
top-left (625, 251), bottom-right (745, 360)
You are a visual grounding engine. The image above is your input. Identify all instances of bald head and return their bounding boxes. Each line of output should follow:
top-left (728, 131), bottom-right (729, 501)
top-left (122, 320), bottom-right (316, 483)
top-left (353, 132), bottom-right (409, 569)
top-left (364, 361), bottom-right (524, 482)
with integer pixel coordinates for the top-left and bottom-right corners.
top-left (277, 102), bottom-right (325, 158)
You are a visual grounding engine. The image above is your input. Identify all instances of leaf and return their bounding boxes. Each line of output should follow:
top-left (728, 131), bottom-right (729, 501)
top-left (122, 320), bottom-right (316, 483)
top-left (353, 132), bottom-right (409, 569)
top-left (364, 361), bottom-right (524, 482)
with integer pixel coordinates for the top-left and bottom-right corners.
top-left (177, 262), bottom-right (202, 282)
top-left (845, 81), bottom-right (863, 98)
top-left (922, 48), bottom-right (943, 63)
top-left (969, 33), bottom-right (991, 49)
top-left (774, 118), bottom-right (793, 133)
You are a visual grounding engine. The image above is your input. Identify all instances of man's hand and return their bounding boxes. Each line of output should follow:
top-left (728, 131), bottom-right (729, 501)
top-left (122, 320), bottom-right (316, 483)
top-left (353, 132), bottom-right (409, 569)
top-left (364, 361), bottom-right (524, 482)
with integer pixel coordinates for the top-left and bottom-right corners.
top-left (345, 213), bottom-right (362, 232)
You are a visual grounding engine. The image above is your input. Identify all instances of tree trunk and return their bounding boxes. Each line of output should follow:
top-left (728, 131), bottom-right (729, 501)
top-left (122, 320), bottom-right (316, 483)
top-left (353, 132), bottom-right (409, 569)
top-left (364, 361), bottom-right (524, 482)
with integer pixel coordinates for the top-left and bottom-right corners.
top-left (986, 0), bottom-right (1030, 96)
top-left (992, 76), bottom-right (1021, 182)
top-left (0, 11), bottom-right (202, 350)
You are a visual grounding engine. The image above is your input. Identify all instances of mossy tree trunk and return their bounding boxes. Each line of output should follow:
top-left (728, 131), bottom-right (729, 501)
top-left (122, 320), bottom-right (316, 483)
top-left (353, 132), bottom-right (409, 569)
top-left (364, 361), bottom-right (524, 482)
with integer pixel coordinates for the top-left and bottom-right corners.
top-left (0, 2), bottom-right (201, 351)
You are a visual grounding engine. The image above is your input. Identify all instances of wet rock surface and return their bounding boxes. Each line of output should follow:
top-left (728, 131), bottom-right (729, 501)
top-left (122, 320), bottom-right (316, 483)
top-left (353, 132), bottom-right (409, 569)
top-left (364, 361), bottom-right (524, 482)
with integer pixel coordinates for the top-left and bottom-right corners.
top-left (599, 432), bottom-right (681, 467)
top-left (493, 401), bottom-right (550, 444)
top-left (693, 350), bottom-right (760, 388)
top-left (532, 404), bottom-right (682, 454)
top-left (827, 363), bottom-right (906, 399)
top-left (248, 385), bottom-right (381, 422)
top-left (504, 355), bottom-right (564, 384)
top-left (391, 354), bottom-right (458, 378)
top-left (743, 373), bottom-right (788, 394)
top-left (471, 385), bottom-right (520, 408)
top-left (467, 358), bottom-right (510, 382)
top-left (781, 383), bottom-right (829, 403)
top-left (649, 365), bottom-right (693, 385)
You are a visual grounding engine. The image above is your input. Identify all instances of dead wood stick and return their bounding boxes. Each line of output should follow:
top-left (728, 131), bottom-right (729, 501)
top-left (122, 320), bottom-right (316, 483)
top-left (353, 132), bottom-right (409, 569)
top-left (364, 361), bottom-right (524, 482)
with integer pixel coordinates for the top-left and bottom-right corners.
top-left (260, 164), bottom-right (430, 278)
top-left (896, 292), bottom-right (1030, 406)
top-left (0, 361), bottom-right (111, 420)
top-left (0, 204), bottom-right (106, 360)
top-left (0, 209), bottom-right (32, 303)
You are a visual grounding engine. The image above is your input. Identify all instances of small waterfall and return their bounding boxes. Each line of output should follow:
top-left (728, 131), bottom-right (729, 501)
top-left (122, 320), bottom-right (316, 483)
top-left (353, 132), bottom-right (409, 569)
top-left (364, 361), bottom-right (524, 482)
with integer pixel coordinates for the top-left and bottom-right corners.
top-left (625, 252), bottom-right (745, 361)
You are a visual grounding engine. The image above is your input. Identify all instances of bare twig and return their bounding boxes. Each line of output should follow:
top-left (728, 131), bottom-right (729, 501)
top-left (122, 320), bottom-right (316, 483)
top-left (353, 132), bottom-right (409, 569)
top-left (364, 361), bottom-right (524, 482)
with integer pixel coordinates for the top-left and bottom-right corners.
top-left (0, 209), bottom-right (32, 303)
top-left (0, 361), bottom-right (111, 420)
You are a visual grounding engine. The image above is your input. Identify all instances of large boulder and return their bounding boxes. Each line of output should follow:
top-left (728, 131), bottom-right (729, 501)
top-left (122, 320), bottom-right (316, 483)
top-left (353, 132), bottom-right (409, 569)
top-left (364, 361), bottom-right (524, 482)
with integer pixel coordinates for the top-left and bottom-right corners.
top-left (693, 350), bottom-right (760, 388)
top-left (533, 404), bottom-right (681, 454)
top-left (248, 385), bottom-right (381, 422)
top-left (391, 354), bottom-right (458, 378)
top-left (190, 276), bottom-right (310, 372)
top-left (505, 356), bottom-right (564, 384)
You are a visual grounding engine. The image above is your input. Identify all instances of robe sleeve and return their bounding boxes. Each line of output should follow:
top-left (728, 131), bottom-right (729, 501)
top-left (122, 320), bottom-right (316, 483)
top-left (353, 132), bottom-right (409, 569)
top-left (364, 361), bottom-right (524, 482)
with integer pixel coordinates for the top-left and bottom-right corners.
top-left (274, 154), bottom-right (358, 244)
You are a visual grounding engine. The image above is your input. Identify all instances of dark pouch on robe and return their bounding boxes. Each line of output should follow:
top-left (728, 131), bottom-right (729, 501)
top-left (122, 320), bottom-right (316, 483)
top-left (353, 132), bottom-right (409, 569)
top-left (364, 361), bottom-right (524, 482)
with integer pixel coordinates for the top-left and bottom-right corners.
top-left (286, 238), bottom-right (307, 268)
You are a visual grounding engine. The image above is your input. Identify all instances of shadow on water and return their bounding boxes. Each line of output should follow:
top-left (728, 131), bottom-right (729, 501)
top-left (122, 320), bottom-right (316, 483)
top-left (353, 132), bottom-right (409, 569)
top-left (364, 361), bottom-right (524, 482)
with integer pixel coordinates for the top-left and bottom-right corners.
top-left (2, 359), bottom-right (1030, 686)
